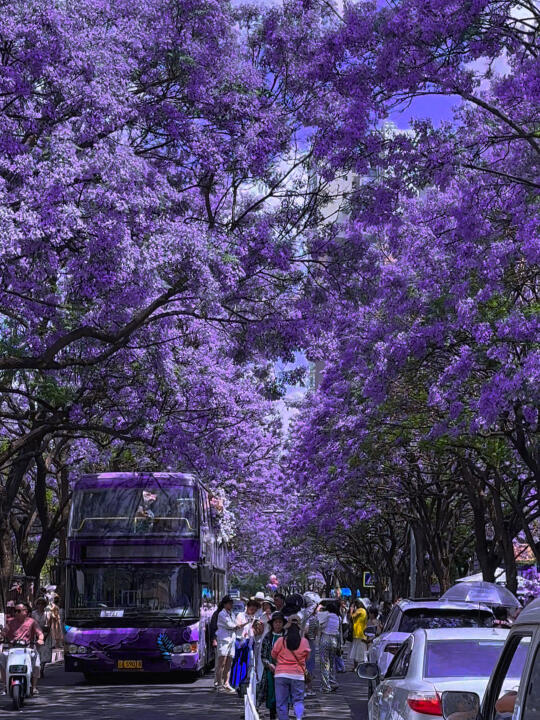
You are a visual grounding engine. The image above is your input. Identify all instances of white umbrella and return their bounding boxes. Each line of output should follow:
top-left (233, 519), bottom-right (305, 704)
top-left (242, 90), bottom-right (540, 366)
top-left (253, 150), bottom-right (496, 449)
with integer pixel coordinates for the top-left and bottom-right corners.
top-left (441, 581), bottom-right (520, 609)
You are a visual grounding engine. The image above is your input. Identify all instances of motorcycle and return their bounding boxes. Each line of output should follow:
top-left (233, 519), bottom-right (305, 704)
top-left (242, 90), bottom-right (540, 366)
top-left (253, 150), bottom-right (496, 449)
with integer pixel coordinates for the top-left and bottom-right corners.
top-left (3, 641), bottom-right (35, 710)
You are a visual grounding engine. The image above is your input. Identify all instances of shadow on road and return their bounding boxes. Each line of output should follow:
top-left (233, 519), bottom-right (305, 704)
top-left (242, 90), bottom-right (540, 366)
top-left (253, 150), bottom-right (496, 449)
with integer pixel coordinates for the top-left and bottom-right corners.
top-left (1, 663), bottom-right (243, 720)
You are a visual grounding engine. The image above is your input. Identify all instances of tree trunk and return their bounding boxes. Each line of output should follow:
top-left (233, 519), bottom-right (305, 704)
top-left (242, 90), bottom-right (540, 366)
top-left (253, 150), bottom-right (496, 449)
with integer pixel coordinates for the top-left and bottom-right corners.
top-left (0, 441), bottom-right (41, 603)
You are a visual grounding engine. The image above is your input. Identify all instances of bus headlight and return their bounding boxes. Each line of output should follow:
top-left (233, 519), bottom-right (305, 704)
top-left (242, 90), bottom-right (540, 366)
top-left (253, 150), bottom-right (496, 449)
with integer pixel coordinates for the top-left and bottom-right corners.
top-left (173, 643), bottom-right (197, 654)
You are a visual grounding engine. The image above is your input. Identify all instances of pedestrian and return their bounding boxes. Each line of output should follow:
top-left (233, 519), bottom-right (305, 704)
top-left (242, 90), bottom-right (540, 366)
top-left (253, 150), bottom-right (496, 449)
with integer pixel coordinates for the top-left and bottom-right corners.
top-left (252, 618), bottom-right (265, 681)
top-left (283, 594), bottom-right (304, 619)
top-left (340, 598), bottom-right (350, 642)
top-left (492, 606), bottom-right (513, 628)
top-left (215, 595), bottom-right (246, 694)
top-left (349, 599), bottom-right (368, 671)
top-left (230, 598), bottom-right (259, 694)
top-left (32, 597), bottom-right (53, 677)
top-left (273, 593), bottom-right (285, 612)
top-left (209, 604), bottom-right (220, 682)
top-left (271, 615), bottom-right (310, 720)
top-left (301, 594), bottom-right (319, 697)
top-left (259, 596), bottom-right (276, 635)
top-left (0, 602), bottom-right (44, 696)
top-left (257, 611), bottom-right (285, 719)
top-left (47, 595), bottom-right (64, 648)
top-left (366, 606), bottom-right (382, 638)
top-left (378, 600), bottom-right (392, 626)
top-left (335, 602), bottom-right (347, 674)
top-left (318, 601), bottom-right (341, 693)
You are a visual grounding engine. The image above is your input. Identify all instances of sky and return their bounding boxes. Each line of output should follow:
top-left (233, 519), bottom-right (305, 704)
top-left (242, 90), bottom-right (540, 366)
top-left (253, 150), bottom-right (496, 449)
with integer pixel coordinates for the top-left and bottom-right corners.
top-left (389, 94), bottom-right (459, 129)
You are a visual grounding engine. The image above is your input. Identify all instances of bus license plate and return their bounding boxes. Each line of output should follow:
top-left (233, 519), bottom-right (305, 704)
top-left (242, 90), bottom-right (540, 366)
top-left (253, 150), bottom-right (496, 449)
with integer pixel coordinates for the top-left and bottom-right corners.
top-left (117, 660), bottom-right (143, 670)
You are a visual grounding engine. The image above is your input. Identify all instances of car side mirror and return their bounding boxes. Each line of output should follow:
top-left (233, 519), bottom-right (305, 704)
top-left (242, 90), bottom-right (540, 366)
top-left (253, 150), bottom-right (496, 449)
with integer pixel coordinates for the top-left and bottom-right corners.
top-left (356, 662), bottom-right (380, 681)
top-left (441, 691), bottom-right (481, 720)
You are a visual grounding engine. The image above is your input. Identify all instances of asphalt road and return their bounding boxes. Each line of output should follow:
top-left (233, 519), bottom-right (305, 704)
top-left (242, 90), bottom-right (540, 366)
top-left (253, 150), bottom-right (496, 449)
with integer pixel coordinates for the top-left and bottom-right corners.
top-left (1, 659), bottom-right (369, 720)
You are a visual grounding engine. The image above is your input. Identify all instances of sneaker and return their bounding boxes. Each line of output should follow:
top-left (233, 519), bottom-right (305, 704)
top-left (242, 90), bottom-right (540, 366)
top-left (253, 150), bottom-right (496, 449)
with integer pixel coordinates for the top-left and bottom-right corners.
top-left (223, 684), bottom-right (237, 694)
top-left (331, 685), bottom-right (339, 692)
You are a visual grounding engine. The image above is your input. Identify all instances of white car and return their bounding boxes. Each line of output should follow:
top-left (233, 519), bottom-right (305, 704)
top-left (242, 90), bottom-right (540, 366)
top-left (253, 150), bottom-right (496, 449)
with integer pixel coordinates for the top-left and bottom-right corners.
top-left (361, 628), bottom-right (527, 720)
top-left (369, 600), bottom-right (494, 678)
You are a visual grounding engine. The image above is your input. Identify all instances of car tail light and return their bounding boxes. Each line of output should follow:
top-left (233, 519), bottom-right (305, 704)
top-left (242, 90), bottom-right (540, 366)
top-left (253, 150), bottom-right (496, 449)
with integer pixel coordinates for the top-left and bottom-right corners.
top-left (407, 692), bottom-right (442, 716)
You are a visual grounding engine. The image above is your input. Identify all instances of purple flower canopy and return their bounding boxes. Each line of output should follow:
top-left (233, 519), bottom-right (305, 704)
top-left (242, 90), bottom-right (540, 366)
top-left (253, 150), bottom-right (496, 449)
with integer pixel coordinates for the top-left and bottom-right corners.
top-left (0, 0), bottom-right (538, 585)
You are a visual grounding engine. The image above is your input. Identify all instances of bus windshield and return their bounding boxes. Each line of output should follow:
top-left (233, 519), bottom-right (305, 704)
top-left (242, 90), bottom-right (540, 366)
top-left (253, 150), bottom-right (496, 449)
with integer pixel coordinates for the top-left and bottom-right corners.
top-left (70, 486), bottom-right (197, 536)
top-left (69, 564), bottom-right (196, 616)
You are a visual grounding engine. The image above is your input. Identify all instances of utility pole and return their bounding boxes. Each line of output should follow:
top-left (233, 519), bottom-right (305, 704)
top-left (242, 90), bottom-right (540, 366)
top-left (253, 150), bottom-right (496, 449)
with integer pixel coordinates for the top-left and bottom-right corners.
top-left (409, 526), bottom-right (417, 598)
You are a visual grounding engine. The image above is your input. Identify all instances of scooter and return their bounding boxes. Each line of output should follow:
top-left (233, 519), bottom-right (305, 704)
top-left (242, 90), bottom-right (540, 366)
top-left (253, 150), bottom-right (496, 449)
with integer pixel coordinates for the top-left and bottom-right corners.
top-left (3, 641), bottom-right (34, 710)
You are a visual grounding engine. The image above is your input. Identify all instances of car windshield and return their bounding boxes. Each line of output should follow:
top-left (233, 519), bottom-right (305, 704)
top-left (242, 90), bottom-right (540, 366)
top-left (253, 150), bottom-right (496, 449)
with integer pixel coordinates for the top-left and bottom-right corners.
top-left (424, 639), bottom-right (529, 678)
top-left (70, 485), bottom-right (197, 536)
top-left (69, 564), bottom-right (196, 616)
top-left (399, 609), bottom-right (492, 632)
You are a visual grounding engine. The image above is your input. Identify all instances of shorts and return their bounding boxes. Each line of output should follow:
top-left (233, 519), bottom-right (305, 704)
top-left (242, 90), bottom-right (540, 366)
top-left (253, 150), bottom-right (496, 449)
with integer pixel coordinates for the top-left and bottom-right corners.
top-left (0, 647), bottom-right (40, 678)
top-left (217, 637), bottom-right (235, 658)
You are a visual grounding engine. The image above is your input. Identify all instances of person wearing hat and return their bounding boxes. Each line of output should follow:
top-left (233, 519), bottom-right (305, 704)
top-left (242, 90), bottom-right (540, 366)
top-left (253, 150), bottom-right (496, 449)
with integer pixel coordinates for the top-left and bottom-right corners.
top-left (282, 594), bottom-right (304, 618)
top-left (257, 611), bottom-right (285, 719)
top-left (215, 595), bottom-right (249, 693)
top-left (271, 615), bottom-right (311, 720)
top-left (258, 597), bottom-right (276, 633)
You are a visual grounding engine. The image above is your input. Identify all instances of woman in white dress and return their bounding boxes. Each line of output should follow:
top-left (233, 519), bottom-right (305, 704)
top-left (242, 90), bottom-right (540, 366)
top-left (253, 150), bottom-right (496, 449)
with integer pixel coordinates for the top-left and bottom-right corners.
top-left (215, 595), bottom-right (248, 693)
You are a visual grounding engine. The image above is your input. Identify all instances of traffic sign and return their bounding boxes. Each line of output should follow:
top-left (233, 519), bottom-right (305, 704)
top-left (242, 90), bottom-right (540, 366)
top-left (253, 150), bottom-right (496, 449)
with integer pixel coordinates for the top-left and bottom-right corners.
top-left (363, 571), bottom-right (375, 588)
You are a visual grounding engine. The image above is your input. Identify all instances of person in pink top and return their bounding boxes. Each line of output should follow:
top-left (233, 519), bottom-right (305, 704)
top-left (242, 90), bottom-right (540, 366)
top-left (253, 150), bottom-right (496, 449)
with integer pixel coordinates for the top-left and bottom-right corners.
top-left (271, 615), bottom-right (310, 720)
top-left (1, 602), bottom-right (44, 695)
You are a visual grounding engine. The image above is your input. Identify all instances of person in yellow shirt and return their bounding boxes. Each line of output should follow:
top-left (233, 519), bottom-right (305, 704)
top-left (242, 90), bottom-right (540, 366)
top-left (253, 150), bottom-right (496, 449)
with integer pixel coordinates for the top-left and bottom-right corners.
top-left (349, 600), bottom-right (368, 671)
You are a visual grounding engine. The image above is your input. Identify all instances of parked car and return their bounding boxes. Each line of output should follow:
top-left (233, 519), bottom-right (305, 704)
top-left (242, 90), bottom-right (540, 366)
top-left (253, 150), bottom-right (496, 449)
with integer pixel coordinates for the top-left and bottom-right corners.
top-left (359, 627), bottom-right (523, 720)
top-left (441, 598), bottom-right (540, 720)
top-left (369, 600), bottom-right (494, 678)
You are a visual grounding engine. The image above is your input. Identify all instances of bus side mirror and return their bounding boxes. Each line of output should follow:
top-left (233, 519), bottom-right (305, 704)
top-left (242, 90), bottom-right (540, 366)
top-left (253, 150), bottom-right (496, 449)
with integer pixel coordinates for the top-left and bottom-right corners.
top-left (198, 566), bottom-right (212, 584)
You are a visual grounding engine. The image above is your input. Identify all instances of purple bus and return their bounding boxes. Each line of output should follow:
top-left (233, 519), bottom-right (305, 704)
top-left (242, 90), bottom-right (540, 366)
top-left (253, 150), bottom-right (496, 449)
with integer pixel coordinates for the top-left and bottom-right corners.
top-left (64, 472), bottom-right (227, 678)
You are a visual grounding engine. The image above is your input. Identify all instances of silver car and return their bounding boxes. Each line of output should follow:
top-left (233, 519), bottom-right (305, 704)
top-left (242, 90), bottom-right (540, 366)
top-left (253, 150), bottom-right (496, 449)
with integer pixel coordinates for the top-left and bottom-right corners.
top-left (369, 600), bottom-right (494, 678)
top-left (360, 628), bottom-right (525, 720)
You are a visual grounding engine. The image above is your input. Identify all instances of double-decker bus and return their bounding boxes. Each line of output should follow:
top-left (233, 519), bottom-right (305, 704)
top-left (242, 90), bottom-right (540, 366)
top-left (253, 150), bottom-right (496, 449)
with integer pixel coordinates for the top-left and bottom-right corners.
top-left (64, 472), bottom-right (227, 677)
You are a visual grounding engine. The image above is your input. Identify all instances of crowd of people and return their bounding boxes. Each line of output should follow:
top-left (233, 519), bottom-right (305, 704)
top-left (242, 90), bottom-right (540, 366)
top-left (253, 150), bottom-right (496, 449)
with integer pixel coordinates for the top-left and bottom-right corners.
top-left (209, 590), bottom-right (384, 720)
top-left (0, 591), bottom-right (63, 695)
